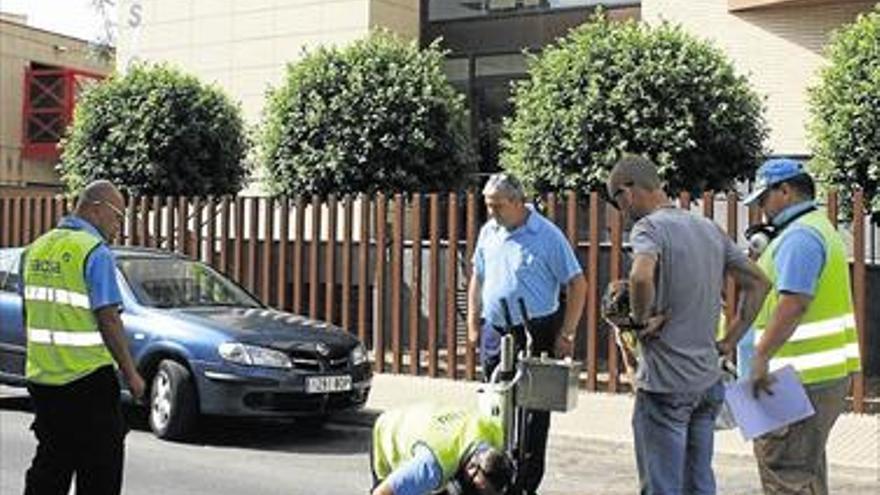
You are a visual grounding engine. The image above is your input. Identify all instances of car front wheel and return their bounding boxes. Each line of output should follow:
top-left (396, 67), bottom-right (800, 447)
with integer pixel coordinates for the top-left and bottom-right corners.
top-left (149, 359), bottom-right (198, 441)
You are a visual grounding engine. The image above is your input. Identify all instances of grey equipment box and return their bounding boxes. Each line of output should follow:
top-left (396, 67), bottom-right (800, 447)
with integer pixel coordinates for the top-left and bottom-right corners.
top-left (516, 355), bottom-right (581, 412)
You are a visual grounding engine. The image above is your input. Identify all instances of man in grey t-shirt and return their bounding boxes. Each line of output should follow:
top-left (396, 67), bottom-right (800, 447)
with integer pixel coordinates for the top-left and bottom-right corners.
top-left (607, 155), bottom-right (769, 495)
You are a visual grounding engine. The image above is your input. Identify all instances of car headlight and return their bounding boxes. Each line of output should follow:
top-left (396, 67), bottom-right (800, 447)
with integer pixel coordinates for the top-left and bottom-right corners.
top-left (218, 342), bottom-right (292, 369)
top-left (350, 343), bottom-right (367, 366)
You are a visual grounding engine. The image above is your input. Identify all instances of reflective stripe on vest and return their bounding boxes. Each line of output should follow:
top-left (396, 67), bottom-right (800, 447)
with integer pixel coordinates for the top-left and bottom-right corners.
top-left (28, 328), bottom-right (105, 346)
top-left (24, 286), bottom-right (91, 309)
top-left (753, 209), bottom-right (861, 385)
top-left (23, 227), bottom-right (115, 385)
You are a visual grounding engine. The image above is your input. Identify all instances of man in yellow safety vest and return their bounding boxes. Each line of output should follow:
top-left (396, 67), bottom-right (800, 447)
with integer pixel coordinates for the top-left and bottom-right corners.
top-left (22, 180), bottom-right (145, 495)
top-left (742, 159), bottom-right (861, 494)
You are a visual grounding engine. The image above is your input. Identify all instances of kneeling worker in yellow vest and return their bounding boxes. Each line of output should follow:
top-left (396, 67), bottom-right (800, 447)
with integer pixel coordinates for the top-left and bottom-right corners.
top-left (22, 180), bottom-right (145, 494)
top-left (371, 404), bottom-right (515, 495)
top-left (741, 159), bottom-right (861, 494)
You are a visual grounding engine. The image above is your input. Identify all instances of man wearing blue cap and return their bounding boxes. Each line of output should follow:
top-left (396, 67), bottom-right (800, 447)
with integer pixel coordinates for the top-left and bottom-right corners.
top-left (740, 158), bottom-right (861, 494)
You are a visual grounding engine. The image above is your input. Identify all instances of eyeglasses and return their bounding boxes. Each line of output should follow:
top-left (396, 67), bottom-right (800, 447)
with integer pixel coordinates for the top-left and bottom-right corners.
top-left (94, 200), bottom-right (125, 220)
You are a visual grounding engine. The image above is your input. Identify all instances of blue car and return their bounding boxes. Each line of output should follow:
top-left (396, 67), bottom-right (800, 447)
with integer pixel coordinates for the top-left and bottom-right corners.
top-left (0, 246), bottom-right (371, 440)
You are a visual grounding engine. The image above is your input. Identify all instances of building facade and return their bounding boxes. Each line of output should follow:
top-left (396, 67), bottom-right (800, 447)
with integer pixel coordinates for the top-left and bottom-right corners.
top-left (641, 0), bottom-right (876, 156)
top-left (0, 16), bottom-right (113, 191)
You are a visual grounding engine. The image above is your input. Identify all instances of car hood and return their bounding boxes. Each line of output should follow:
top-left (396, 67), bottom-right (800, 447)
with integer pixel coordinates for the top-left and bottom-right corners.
top-left (170, 307), bottom-right (361, 353)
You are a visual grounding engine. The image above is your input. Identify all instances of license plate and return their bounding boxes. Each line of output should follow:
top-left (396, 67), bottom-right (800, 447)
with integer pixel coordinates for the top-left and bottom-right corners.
top-left (306, 375), bottom-right (352, 394)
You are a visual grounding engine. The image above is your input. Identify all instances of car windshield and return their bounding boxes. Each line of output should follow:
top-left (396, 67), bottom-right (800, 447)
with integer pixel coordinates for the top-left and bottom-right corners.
top-left (118, 257), bottom-right (262, 309)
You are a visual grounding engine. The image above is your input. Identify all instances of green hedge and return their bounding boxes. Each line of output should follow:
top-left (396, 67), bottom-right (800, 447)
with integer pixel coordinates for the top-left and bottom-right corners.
top-left (809, 6), bottom-right (880, 218)
top-left (260, 30), bottom-right (474, 197)
top-left (501, 13), bottom-right (768, 196)
top-left (60, 63), bottom-right (249, 196)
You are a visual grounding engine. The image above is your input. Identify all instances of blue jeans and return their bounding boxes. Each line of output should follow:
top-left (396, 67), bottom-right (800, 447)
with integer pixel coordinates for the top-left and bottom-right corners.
top-left (632, 380), bottom-right (725, 495)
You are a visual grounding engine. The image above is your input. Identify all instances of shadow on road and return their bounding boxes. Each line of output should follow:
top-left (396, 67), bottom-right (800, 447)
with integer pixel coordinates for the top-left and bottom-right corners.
top-left (0, 394), bottom-right (31, 412)
top-left (124, 406), bottom-right (372, 455)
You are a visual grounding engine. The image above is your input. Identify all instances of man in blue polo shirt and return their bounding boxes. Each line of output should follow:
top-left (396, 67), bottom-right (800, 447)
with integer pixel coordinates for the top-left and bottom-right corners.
top-left (467, 172), bottom-right (587, 495)
top-left (21, 180), bottom-right (145, 495)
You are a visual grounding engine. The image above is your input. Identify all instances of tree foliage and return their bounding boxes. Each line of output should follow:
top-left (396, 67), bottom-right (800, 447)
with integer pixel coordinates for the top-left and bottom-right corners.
top-left (808, 6), bottom-right (880, 218)
top-left (501, 14), bottom-right (768, 196)
top-left (260, 30), bottom-right (474, 197)
top-left (60, 63), bottom-right (249, 196)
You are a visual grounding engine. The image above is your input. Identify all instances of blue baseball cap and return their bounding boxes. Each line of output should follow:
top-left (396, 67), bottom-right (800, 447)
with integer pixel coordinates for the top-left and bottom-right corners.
top-left (743, 158), bottom-right (808, 206)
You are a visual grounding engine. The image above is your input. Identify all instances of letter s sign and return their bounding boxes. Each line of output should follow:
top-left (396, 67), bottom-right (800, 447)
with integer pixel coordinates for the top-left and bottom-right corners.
top-left (128, 2), bottom-right (143, 29)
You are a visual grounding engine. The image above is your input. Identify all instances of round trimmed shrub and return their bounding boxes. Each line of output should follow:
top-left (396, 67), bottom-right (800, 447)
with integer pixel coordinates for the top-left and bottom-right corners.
top-left (501, 13), bottom-right (768, 196)
top-left (60, 63), bottom-right (249, 196)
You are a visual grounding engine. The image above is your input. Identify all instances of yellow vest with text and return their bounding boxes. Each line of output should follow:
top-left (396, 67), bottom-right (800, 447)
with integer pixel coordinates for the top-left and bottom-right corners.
top-left (23, 228), bottom-right (114, 385)
top-left (753, 210), bottom-right (861, 385)
top-left (372, 404), bottom-right (503, 484)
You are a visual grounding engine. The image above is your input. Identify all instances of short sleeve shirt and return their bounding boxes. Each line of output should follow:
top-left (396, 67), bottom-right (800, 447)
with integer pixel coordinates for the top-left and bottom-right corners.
top-left (472, 205), bottom-right (582, 327)
top-left (630, 207), bottom-right (750, 393)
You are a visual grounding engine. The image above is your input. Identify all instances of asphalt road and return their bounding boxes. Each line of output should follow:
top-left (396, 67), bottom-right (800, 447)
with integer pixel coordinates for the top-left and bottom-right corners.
top-left (2, 386), bottom-right (878, 495)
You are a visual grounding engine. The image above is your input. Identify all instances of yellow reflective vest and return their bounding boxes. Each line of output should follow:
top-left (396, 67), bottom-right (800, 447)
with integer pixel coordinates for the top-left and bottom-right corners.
top-left (753, 210), bottom-right (861, 385)
top-left (23, 228), bottom-right (114, 385)
top-left (372, 403), bottom-right (503, 485)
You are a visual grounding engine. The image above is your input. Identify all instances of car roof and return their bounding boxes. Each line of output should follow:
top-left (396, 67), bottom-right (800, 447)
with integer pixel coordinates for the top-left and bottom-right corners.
top-left (0, 245), bottom-right (190, 263)
top-left (110, 246), bottom-right (188, 260)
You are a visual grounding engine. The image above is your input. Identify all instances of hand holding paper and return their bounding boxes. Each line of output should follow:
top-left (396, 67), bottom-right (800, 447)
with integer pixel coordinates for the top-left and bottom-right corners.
top-left (723, 365), bottom-right (815, 441)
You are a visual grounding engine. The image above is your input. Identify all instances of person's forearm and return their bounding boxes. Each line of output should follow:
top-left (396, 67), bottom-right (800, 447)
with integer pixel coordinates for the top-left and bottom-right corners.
top-left (629, 272), bottom-right (654, 323)
top-left (561, 274), bottom-right (586, 335)
top-left (723, 261), bottom-right (770, 344)
top-left (96, 307), bottom-right (139, 380)
top-left (755, 295), bottom-right (808, 359)
top-left (467, 273), bottom-right (482, 342)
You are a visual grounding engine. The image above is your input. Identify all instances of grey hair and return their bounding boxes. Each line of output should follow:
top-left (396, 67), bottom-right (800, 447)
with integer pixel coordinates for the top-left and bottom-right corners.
top-left (482, 173), bottom-right (525, 202)
top-left (75, 179), bottom-right (119, 208)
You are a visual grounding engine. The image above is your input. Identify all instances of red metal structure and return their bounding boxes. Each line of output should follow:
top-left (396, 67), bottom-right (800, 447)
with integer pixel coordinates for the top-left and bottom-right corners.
top-left (21, 67), bottom-right (104, 159)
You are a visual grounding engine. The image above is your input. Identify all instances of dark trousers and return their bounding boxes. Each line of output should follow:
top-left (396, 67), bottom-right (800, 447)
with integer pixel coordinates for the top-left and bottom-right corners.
top-left (25, 366), bottom-right (128, 495)
top-left (484, 311), bottom-right (561, 495)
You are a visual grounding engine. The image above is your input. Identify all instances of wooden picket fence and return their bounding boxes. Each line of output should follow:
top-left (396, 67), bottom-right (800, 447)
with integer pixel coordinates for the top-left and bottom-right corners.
top-left (0, 189), bottom-right (875, 412)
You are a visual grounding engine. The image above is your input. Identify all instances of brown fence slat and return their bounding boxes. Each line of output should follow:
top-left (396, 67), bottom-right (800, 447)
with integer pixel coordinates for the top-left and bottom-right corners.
top-left (219, 197), bottom-right (230, 274)
top-left (427, 193), bottom-right (440, 378)
top-left (852, 190), bottom-right (866, 413)
top-left (409, 193), bottom-right (423, 376)
top-left (309, 195), bottom-right (321, 319)
top-left (262, 197), bottom-right (274, 303)
top-left (23, 197), bottom-right (33, 244)
top-left (545, 192), bottom-right (557, 224)
top-left (1, 197), bottom-right (10, 247)
top-left (702, 191), bottom-right (714, 219)
top-left (192, 197), bottom-right (202, 261)
top-left (325, 194), bottom-right (338, 324)
top-left (205, 196), bottom-right (216, 267)
top-left (725, 192), bottom-right (738, 324)
top-left (277, 198), bottom-right (290, 310)
top-left (33, 196), bottom-right (43, 240)
top-left (374, 193), bottom-right (387, 372)
top-left (247, 197), bottom-right (259, 294)
top-left (390, 194), bottom-right (404, 374)
top-left (586, 192), bottom-right (600, 390)
top-left (827, 190), bottom-right (839, 227)
top-left (357, 194), bottom-right (370, 343)
top-left (151, 196), bottom-right (161, 249)
top-left (293, 196), bottom-right (305, 314)
top-left (165, 196), bottom-right (175, 252)
top-left (233, 197), bottom-right (244, 284)
top-left (678, 191), bottom-right (690, 210)
top-left (125, 196), bottom-right (137, 246)
top-left (137, 196), bottom-right (149, 248)
top-left (464, 191), bottom-right (477, 380)
top-left (607, 207), bottom-right (623, 392)
top-left (341, 196), bottom-right (353, 330)
top-left (177, 197), bottom-right (188, 255)
top-left (445, 192), bottom-right (459, 379)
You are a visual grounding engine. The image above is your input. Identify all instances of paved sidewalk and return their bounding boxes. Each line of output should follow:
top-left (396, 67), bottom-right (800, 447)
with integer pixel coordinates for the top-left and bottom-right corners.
top-left (346, 373), bottom-right (880, 472)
